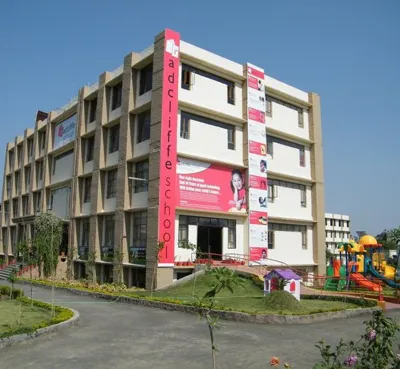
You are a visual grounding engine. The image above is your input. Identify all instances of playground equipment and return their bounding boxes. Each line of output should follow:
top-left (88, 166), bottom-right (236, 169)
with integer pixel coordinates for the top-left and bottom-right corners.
top-left (324, 235), bottom-right (400, 292)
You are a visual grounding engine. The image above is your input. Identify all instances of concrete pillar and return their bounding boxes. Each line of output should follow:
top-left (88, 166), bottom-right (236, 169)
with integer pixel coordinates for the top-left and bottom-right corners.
top-left (308, 92), bottom-right (326, 276)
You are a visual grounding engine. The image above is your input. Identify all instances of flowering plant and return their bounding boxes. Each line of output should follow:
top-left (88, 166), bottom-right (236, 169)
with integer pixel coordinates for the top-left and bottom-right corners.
top-left (313, 310), bottom-right (400, 368)
top-left (269, 357), bottom-right (291, 368)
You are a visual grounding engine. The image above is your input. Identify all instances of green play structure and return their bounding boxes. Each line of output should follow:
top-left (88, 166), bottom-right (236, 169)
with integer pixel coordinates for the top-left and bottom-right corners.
top-left (324, 264), bottom-right (347, 291)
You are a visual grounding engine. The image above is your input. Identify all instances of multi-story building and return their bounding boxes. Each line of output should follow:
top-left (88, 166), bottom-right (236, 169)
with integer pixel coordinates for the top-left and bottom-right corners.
top-left (0, 29), bottom-right (325, 289)
top-left (325, 213), bottom-right (351, 254)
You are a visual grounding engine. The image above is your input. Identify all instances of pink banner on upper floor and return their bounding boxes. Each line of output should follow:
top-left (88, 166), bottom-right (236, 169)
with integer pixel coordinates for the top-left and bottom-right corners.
top-left (176, 157), bottom-right (247, 213)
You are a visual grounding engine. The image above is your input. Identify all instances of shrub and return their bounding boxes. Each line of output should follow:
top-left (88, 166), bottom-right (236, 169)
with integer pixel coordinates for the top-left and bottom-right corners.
top-left (262, 290), bottom-right (301, 312)
top-left (0, 285), bottom-right (24, 299)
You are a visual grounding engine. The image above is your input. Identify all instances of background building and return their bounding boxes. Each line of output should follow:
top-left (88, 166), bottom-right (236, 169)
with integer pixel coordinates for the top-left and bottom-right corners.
top-left (0, 29), bottom-right (325, 288)
top-left (325, 213), bottom-right (351, 254)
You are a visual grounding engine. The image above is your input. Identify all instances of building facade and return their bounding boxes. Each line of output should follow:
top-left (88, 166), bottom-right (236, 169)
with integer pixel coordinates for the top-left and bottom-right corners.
top-left (0, 29), bottom-right (325, 288)
top-left (325, 213), bottom-right (351, 254)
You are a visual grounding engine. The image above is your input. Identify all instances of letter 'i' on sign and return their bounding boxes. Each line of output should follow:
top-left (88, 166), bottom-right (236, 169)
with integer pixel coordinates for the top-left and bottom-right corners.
top-left (157, 29), bottom-right (181, 266)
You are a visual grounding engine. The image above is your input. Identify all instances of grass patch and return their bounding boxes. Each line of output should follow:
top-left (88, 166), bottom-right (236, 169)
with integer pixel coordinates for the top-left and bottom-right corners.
top-left (0, 300), bottom-right (54, 338)
top-left (122, 273), bottom-right (362, 315)
top-left (0, 298), bottom-right (74, 339)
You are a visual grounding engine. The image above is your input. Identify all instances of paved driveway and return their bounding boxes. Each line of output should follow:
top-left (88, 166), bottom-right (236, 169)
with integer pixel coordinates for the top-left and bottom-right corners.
top-left (2, 282), bottom-right (400, 369)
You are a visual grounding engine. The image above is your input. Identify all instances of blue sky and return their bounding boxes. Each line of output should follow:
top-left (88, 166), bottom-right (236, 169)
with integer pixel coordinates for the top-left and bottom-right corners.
top-left (0, 0), bottom-right (399, 235)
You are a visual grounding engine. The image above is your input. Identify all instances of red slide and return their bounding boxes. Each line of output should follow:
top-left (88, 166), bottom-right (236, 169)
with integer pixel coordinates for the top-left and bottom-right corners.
top-left (350, 273), bottom-right (382, 292)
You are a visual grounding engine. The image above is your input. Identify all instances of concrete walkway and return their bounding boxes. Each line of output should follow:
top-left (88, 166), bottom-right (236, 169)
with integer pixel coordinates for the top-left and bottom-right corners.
top-left (2, 282), bottom-right (400, 369)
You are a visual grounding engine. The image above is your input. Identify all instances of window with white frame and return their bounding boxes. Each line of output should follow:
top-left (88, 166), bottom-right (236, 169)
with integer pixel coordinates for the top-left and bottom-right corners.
top-left (300, 185), bottom-right (307, 207)
top-left (106, 169), bottom-right (117, 199)
top-left (83, 177), bottom-right (92, 203)
top-left (180, 114), bottom-right (190, 139)
top-left (227, 126), bottom-right (235, 150)
top-left (132, 211), bottom-right (147, 248)
top-left (227, 220), bottom-right (236, 249)
top-left (267, 136), bottom-right (273, 156)
top-left (133, 160), bottom-right (149, 193)
top-left (299, 147), bottom-right (305, 167)
top-left (268, 230), bottom-right (275, 249)
top-left (108, 125), bottom-right (120, 154)
top-left (111, 83), bottom-right (122, 111)
top-left (265, 95), bottom-right (272, 117)
top-left (302, 231), bottom-right (308, 250)
top-left (178, 215), bottom-right (188, 245)
top-left (136, 111), bottom-right (151, 143)
top-left (298, 108), bottom-right (304, 128)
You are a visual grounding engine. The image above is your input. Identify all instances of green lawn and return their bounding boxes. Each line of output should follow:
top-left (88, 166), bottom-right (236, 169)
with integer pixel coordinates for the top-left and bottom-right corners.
top-left (122, 274), bottom-right (360, 315)
top-left (0, 299), bottom-right (55, 338)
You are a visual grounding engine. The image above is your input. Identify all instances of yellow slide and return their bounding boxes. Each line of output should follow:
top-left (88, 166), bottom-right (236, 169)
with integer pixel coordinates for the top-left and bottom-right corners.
top-left (384, 265), bottom-right (395, 279)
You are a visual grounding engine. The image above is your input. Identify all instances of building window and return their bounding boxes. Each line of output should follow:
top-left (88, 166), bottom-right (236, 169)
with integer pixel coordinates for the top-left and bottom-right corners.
top-left (39, 131), bottom-right (46, 154)
top-left (267, 137), bottom-right (273, 156)
top-left (302, 231), bottom-right (308, 250)
top-left (34, 191), bottom-right (42, 213)
top-left (300, 186), bottom-right (307, 207)
top-left (88, 98), bottom-right (97, 123)
top-left (22, 196), bottom-right (29, 216)
top-left (139, 63), bottom-right (153, 95)
top-left (17, 145), bottom-right (22, 167)
top-left (137, 111), bottom-right (151, 143)
top-left (265, 95), bottom-right (272, 117)
top-left (52, 149), bottom-right (74, 175)
top-left (14, 172), bottom-right (20, 195)
top-left (27, 139), bottom-right (33, 159)
top-left (267, 181), bottom-right (277, 202)
top-left (25, 167), bottom-right (31, 191)
top-left (83, 177), bottom-right (92, 203)
top-left (86, 136), bottom-right (95, 162)
top-left (81, 218), bottom-right (90, 246)
top-left (12, 199), bottom-right (18, 218)
top-left (228, 220), bottom-right (236, 249)
top-left (133, 160), bottom-right (149, 193)
top-left (108, 125), bottom-right (120, 154)
top-left (180, 114), bottom-right (190, 139)
top-left (8, 150), bottom-right (14, 171)
top-left (6, 176), bottom-right (11, 198)
top-left (3, 202), bottom-right (9, 222)
top-left (299, 147), bottom-right (305, 167)
top-left (106, 169), bottom-right (117, 199)
top-left (111, 82), bottom-right (122, 111)
top-left (37, 161), bottom-right (43, 181)
top-left (103, 215), bottom-right (115, 247)
top-left (227, 83), bottom-right (235, 105)
top-left (268, 231), bottom-right (275, 249)
top-left (132, 211), bottom-right (147, 247)
top-left (181, 66), bottom-right (191, 90)
top-left (227, 127), bottom-right (235, 150)
top-left (298, 108), bottom-right (304, 128)
top-left (178, 216), bottom-right (188, 244)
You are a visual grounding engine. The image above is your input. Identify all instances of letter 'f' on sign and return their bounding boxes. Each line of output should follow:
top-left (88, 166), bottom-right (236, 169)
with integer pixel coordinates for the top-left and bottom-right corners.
top-left (165, 39), bottom-right (179, 58)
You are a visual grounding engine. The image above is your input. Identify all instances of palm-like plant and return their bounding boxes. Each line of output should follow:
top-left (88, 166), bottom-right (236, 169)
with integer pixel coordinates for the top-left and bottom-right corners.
top-left (388, 227), bottom-right (400, 246)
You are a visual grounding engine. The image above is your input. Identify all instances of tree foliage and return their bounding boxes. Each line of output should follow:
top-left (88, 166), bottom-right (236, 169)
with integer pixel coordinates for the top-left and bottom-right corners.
top-left (376, 229), bottom-right (397, 250)
top-left (33, 212), bottom-right (63, 277)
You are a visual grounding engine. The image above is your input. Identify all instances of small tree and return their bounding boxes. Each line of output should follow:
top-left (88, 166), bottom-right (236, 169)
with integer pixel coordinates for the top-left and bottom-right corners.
top-left (16, 239), bottom-right (36, 306)
top-left (197, 267), bottom-right (244, 369)
top-left (388, 227), bottom-right (400, 246)
top-left (33, 212), bottom-right (63, 277)
top-left (113, 248), bottom-right (124, 285)
top-left (87, 250), bottom-right (97, 283)
top-left (150, 241), bottom-right (165, 297)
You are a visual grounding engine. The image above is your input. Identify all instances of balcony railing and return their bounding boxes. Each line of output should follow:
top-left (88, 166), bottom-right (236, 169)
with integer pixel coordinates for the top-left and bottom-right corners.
top-left (129, 246), bottom-right (146, 265)
top-left (101, 247), bottom-right (114, 262)
top-left (78, 246), bottom-right (89, 261)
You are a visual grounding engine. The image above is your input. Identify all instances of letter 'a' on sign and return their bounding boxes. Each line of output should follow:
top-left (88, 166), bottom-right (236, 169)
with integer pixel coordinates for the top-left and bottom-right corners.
top-left (157, 29), bottom-right (180, 266)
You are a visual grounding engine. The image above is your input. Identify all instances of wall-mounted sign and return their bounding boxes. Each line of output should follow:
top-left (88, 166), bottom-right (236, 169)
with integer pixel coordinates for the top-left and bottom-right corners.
top-left (53, 114), bottom-right (77, 150)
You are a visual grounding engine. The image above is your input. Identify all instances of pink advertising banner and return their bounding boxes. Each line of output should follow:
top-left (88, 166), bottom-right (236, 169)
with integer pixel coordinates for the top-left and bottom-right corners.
top-left (158, 29), bottom-right (180, 266)
top-left (246, 63), bottom-right (269, 264)
top-left (176, 157), bottom-right (247, 213)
